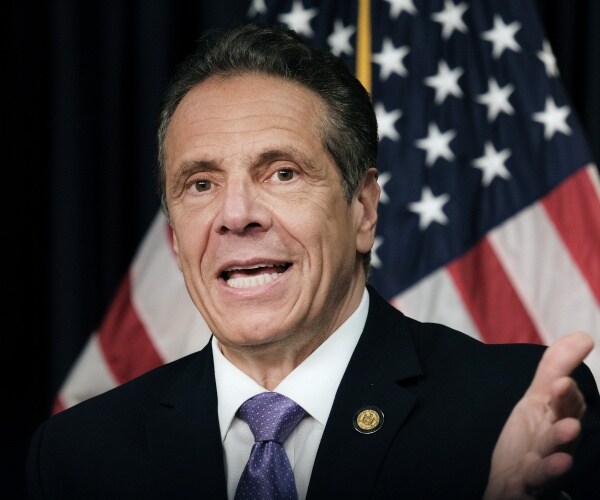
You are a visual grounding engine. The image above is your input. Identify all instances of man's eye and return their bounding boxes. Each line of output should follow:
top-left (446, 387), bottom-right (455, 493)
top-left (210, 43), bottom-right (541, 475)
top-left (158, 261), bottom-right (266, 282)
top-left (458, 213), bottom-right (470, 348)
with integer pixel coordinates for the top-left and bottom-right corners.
top-left (193, 180), bottom-right (212, 192)
top-left (275, 169), bottom-right (295, 182)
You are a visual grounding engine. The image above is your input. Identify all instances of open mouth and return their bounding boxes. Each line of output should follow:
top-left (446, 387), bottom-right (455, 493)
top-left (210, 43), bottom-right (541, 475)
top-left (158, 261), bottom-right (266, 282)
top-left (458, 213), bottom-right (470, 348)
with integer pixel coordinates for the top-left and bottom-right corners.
top-left (221, 263), bottom-right (291, 289)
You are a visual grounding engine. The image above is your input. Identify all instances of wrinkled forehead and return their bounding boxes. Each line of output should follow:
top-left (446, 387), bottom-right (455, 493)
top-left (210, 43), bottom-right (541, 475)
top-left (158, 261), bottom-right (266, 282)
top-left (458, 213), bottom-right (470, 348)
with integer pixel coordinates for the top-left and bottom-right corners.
top-left (165, 73), bottom-right (329, 156)
top-left (163, 73), bottom-right (334, 171)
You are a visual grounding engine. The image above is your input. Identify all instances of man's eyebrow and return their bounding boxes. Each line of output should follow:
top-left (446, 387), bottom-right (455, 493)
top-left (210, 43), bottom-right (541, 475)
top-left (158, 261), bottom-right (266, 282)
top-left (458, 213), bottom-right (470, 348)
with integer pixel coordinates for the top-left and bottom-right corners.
top-left (254, 148), bottom-right (317, 171)
top-left (169, 159), bottom-right (216, 197)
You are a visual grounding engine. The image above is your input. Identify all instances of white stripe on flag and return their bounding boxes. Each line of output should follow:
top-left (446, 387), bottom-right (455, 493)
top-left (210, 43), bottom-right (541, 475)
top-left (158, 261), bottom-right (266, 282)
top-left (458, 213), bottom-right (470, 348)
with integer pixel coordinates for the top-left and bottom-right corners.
top-left (391, 267), bottom-right (482, 341)
top-left (55, 332), bottom-right (118, 410)
top-left (489, 195), bottom-right (600, 383)
top-left (131, 211), bottom-right (212, 362)
top-left (590, 164), bottom-right (600, 199)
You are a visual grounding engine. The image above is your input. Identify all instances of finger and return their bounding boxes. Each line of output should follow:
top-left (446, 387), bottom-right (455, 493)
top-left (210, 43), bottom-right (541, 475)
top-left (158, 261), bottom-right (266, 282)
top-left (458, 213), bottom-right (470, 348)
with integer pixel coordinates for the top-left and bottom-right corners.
top-left (528, 332), bottom-right (594, 393)
top-left (550, 377), bottom-right (586, 420)
top-left (523, 452), bottom-right (574, 497)
top-left (536, 417), bottom-right (582, 458)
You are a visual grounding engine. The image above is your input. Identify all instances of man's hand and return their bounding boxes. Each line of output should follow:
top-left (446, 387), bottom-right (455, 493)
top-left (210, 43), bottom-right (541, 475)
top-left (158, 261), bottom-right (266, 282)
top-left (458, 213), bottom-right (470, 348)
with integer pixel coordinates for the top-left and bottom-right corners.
top-left (484, 332), bottom-right (595, 499)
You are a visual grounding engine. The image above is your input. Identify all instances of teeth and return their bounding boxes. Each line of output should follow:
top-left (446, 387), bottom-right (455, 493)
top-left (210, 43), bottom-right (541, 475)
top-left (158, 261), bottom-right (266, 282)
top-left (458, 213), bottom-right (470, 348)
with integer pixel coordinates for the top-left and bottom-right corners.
top-left (228, 264), bottom-right (264, 272)
top-left (226, 263), bottom-right (279, 272)
top-left (226, 272), bottom-right (282, 289)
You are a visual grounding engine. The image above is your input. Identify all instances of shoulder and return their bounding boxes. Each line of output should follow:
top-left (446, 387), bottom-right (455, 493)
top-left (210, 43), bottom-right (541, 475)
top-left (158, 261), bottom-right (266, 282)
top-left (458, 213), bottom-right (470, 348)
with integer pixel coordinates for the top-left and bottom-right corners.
top-left (366, 284), bottom-right (598, 397)
top-left (366, 284), bottom-right (547, 384)
top-left (37, 344), bottom-right (212, 433)
top-left (367, 284), bottom-right (546, 356)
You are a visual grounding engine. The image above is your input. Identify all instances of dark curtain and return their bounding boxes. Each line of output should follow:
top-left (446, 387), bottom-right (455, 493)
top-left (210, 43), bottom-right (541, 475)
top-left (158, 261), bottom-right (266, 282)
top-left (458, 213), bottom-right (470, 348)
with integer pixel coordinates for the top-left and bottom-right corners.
top-left (5, 1), bottom-right (599, 497)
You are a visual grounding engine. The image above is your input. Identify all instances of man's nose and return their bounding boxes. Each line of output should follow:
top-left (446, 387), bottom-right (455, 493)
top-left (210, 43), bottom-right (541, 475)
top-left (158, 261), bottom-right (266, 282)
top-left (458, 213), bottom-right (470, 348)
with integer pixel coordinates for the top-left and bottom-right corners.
top-left (215, 179), bottom-right (271, 234)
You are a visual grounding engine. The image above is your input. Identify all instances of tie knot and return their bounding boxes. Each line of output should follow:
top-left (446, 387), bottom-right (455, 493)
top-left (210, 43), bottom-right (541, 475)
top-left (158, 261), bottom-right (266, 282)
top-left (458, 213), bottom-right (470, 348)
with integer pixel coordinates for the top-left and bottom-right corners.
top-left (238, 392), bottom-right (305, 444)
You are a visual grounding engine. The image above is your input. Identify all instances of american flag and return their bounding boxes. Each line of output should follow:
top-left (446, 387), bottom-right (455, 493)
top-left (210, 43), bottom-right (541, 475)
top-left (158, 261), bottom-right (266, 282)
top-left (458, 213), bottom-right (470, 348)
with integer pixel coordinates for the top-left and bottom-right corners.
top-left (53, 0), bottom-right (600, 413)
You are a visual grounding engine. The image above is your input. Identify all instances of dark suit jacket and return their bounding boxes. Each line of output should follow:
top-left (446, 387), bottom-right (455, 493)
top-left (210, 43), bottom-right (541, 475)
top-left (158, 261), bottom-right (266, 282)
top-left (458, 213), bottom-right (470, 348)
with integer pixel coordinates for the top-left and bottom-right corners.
top-left (27, 286), bottom-right (600, 499)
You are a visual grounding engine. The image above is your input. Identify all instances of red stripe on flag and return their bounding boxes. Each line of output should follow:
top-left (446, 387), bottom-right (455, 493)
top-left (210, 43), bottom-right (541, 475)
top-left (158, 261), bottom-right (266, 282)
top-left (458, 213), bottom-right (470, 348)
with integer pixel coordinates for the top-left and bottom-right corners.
top-left (447, 238), bottom-right (543, 344)
top-left (542, 167), bottom-right (600, 304)
top-left (97, 274), bottom-right (164, 384)
top-left (51, 396), bottom-right (66, 415)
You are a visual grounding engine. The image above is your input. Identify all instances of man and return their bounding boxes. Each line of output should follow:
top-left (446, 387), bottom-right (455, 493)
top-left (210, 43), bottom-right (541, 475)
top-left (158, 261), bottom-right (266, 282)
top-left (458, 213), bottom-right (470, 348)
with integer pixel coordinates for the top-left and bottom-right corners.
top-left (27, 23), bottom-right (600, 499)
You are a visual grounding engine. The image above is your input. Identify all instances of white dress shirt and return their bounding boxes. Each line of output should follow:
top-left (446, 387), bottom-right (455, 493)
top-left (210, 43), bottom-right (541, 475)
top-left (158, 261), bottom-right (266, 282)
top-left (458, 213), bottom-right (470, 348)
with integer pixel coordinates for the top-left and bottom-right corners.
top-left (212, 288), bottom-right (369, 499)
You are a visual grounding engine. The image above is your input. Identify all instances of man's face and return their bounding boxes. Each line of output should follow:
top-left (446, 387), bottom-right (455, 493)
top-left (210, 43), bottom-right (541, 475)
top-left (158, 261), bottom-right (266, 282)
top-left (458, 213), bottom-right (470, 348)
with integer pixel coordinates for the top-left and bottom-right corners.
top-left (164, 73), bottom-right (378, 361)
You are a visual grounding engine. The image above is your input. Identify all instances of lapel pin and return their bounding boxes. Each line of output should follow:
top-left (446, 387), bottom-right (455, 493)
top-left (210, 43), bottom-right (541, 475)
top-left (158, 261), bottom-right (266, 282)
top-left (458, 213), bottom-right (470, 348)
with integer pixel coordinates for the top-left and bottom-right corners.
top-left (353, 406), bottom-right (384, 434)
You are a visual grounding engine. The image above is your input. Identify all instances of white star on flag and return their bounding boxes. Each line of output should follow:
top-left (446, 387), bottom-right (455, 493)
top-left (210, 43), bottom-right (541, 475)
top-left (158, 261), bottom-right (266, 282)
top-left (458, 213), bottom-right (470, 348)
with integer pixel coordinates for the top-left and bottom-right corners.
top-left (476, 78), bottom-right (515, 122)
top-left (472, 141), bottom-right (512, 187)
top-left (327, 20), bottom-right (355, 56)
top-left (247, 0), bottom-right (267, 17)
top-left (415, 122), bottom-right (457, 166)
top-left (431, 0), bottom-right (469, 40)
top-left (424, 60), bottom-right (464, 104)
top-left (375, 102), bottom-right (402, 142)
top-left (377, 171), bottom-right (392, 204)
top-left (384, 0), bottom-right (417, 19)
top-left (408, 186), bottom-right (450, 230)
top-left (481, 14), bottom-right (522, 59)
top-left (532, 96), bottom-right (572, 140)
top-left (370, 236), bottom-right (384, 268)
top-left (372, 38), bottom-right (410, 80)
top-left (538, 40), bottom-right (559, 77)
top-left (277, 0), bottom-right (318, 37)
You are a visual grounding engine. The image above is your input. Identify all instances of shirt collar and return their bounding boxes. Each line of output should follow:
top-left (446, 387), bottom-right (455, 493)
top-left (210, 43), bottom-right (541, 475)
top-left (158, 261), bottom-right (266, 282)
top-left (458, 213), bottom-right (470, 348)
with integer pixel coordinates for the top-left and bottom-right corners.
top-left (213, 288), bottom-right (369, 441)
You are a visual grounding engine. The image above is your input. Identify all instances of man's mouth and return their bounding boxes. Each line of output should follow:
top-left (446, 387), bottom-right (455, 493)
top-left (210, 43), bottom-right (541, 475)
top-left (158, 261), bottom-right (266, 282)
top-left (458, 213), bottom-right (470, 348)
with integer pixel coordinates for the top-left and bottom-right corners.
top-left (220, 263), bottom-right (291, 289)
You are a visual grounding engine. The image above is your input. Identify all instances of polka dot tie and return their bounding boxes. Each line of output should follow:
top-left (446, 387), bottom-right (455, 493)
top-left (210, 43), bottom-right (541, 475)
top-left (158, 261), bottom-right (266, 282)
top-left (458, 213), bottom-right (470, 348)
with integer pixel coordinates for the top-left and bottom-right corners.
top-left (234, 392), bottom-right (305, 500)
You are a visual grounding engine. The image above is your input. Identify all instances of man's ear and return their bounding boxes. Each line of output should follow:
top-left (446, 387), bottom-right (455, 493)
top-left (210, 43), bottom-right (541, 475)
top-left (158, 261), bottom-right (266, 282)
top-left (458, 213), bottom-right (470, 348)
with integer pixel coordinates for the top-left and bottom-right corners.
top-left (355, 167), bottom-right (380, 254)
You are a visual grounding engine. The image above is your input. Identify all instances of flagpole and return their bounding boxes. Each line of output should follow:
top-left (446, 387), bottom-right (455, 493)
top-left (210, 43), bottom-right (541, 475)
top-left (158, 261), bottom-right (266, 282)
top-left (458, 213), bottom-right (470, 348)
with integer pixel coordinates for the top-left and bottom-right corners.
top-left (356, 0), bottom-right (372, 95)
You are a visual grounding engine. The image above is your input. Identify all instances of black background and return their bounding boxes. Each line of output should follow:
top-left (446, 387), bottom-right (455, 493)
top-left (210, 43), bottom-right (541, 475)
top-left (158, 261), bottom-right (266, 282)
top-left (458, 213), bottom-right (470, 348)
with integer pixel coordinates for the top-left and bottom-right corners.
top-left (4, 1), bottom-right (599, 498)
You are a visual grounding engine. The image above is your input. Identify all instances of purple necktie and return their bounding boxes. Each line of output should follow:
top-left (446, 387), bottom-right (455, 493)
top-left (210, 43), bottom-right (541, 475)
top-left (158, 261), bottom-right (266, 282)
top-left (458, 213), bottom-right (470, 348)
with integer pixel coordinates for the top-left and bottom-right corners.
top-left (234, 392), bottom-right (305, 500)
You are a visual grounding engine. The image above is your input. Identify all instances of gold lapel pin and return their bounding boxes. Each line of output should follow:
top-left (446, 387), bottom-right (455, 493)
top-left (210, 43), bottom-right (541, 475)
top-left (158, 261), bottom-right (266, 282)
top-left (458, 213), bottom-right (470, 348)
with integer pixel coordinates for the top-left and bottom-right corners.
top-left (353, 406), bottom-right (384, 434)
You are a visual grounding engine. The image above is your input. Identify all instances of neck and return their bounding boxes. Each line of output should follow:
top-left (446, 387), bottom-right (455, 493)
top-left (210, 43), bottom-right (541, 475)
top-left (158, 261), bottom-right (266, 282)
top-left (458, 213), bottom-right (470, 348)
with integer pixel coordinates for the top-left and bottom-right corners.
top-left (218, 328), bottom-right (331, 390)
top-left (217, 281), bottom-right (367, 389)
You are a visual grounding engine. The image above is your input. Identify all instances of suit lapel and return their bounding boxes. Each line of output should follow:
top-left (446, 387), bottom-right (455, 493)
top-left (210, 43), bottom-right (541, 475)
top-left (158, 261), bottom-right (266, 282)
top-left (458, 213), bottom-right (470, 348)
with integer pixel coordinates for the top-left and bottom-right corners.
top-left (307, 287), bottom-right (422, 499)
top-left (140, 288), bottom-right (421, 498)
top-left (145, 345), bottom-right (228, 498)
